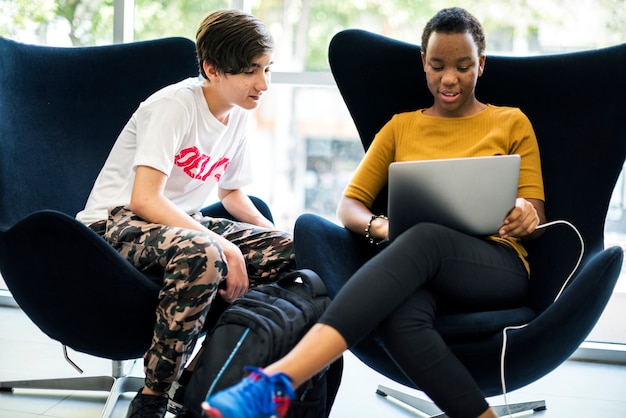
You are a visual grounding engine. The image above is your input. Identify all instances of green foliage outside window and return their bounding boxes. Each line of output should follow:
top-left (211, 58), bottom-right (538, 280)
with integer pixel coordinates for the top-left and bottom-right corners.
top-left (1, 0), bottom-right (625, 70)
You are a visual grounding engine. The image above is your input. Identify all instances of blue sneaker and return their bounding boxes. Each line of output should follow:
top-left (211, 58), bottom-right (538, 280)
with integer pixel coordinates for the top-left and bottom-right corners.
top-left (202, 367), bottom-right (295, 418)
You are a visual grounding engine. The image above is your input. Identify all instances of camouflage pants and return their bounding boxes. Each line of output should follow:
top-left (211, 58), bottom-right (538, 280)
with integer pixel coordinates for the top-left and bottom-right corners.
top-left (101, 206), bottom-right (295, 393)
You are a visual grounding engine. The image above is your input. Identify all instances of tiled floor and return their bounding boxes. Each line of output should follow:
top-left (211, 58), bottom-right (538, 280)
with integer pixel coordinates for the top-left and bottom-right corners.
top-left (1, 304), bottom-right (626, 418)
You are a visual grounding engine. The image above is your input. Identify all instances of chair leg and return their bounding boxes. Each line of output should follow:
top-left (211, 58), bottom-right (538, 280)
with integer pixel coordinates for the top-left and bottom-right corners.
top-left (100, 374), bottom-right (144, 418)
top-left (376, 384), bottom-right (546, 418)
top-left (492, 400), bottom-right (547, 416)
top-left (0, 375), bottom-right (116, 392)
top-left (0, 359), bottom-right (144, 418)
top-left (376, 385), bottom-right (446, 416)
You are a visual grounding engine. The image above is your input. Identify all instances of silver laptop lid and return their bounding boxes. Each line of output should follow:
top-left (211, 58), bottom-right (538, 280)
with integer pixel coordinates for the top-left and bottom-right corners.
top-left (387, 155), bottom-right (520, 240)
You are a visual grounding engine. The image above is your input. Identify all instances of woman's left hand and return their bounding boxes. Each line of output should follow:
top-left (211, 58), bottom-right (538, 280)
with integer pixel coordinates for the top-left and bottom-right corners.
top-left (499, 198), bottom-right (544, 239)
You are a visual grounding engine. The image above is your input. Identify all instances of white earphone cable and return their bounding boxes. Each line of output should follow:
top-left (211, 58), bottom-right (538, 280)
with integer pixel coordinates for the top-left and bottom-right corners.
top-left (500, 220), bottom-right (585, 417)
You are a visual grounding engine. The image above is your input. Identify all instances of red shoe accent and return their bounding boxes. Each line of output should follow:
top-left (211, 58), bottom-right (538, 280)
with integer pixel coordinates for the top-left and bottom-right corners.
top-left (274, 397), bottom-right (291, 418)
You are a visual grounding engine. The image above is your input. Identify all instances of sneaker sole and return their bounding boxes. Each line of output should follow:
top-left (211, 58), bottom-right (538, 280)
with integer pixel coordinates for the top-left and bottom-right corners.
top-left (201, 402), bottom-right (223, 418)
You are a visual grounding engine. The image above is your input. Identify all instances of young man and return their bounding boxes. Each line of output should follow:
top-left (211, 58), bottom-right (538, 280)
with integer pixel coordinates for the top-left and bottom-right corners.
top-left (76, 10), bottom-right (295, 418)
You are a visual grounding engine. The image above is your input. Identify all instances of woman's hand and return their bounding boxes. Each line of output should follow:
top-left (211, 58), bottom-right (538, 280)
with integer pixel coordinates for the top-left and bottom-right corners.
top-left (499, 198), bottom-right (545, 239)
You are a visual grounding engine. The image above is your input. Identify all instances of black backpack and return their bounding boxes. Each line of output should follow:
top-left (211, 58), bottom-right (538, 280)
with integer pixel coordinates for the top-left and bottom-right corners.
top-left (183, 269), bottom-right (343, 418)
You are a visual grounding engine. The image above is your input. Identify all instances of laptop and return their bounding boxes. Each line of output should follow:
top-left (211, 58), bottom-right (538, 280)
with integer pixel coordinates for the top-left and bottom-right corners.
top-left (387, 155), bottom-right (520, 240)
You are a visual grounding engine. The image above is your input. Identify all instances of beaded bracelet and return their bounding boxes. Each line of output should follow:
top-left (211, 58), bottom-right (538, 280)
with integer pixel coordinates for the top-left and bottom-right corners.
top-left (364, 214), bottom-right (388, 245)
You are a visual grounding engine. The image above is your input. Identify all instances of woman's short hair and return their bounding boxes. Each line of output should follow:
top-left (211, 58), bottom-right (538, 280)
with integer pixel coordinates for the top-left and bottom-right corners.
top-left (421, 7), bottom-right (486, 56)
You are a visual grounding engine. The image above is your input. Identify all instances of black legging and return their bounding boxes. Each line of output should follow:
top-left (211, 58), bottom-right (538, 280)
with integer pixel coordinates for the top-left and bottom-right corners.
top-left (318, 222), bottom-right (528, 418)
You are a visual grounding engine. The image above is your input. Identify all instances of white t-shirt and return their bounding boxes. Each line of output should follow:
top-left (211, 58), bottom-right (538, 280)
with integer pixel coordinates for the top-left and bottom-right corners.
top-left (76, 77), bottom-right (252, 225)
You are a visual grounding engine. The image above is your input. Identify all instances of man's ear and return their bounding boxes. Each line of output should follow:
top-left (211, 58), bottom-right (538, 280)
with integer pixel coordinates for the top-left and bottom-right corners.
top-left (421, 52), bottom-right (427, 72)
top-left (203, 62), bottom-right (219, 81)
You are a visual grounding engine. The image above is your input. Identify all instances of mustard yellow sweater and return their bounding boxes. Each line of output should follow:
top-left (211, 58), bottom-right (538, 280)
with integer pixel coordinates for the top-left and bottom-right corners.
top-left (344, 104), bottom-right (545, 273)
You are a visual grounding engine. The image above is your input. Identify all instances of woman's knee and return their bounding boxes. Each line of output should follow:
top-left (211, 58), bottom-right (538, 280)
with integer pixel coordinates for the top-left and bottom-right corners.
top-left (376, 289), bottom-right (437, 343)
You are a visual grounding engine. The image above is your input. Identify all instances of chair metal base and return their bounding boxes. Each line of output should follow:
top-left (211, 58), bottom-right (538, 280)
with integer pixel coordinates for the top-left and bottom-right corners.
top-left (376, 384), bottom-right (547, 417)
top-left (0, 360), bottom-right (143, 418)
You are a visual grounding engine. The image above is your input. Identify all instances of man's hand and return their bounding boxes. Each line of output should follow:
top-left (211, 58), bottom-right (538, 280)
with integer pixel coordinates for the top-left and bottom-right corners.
top-left (218, 238), bottom-right (249, 303)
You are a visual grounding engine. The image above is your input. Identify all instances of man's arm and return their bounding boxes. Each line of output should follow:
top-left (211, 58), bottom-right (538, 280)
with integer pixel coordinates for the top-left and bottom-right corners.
top-left (131, 165), bottom-right (249, 303)
top-left (217, 187), bottom-right (274, 228)
top-left (131, 165), bottom-right (208, 231)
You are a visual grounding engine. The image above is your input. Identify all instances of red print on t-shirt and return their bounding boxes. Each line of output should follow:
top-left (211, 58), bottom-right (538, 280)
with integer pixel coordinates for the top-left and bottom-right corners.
top-left (174, 146), bottom-right (230, 181)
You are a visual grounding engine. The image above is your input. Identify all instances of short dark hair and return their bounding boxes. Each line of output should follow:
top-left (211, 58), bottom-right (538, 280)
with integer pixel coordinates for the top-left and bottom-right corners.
top-left (196, 10), bottom-right (274, 79)
top-left (421, 7), bottom-right (486, 56)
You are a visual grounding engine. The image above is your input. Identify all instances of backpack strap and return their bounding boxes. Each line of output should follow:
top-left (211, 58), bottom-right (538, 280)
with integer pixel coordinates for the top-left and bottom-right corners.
top-left (277, 269), bottom-right (328, 298)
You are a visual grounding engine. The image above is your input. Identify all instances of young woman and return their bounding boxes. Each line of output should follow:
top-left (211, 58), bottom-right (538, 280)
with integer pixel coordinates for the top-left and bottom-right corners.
top-left (204, 7), bottom-right (545, 418)
top-left (76, 10), bottom-right (295, 418)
